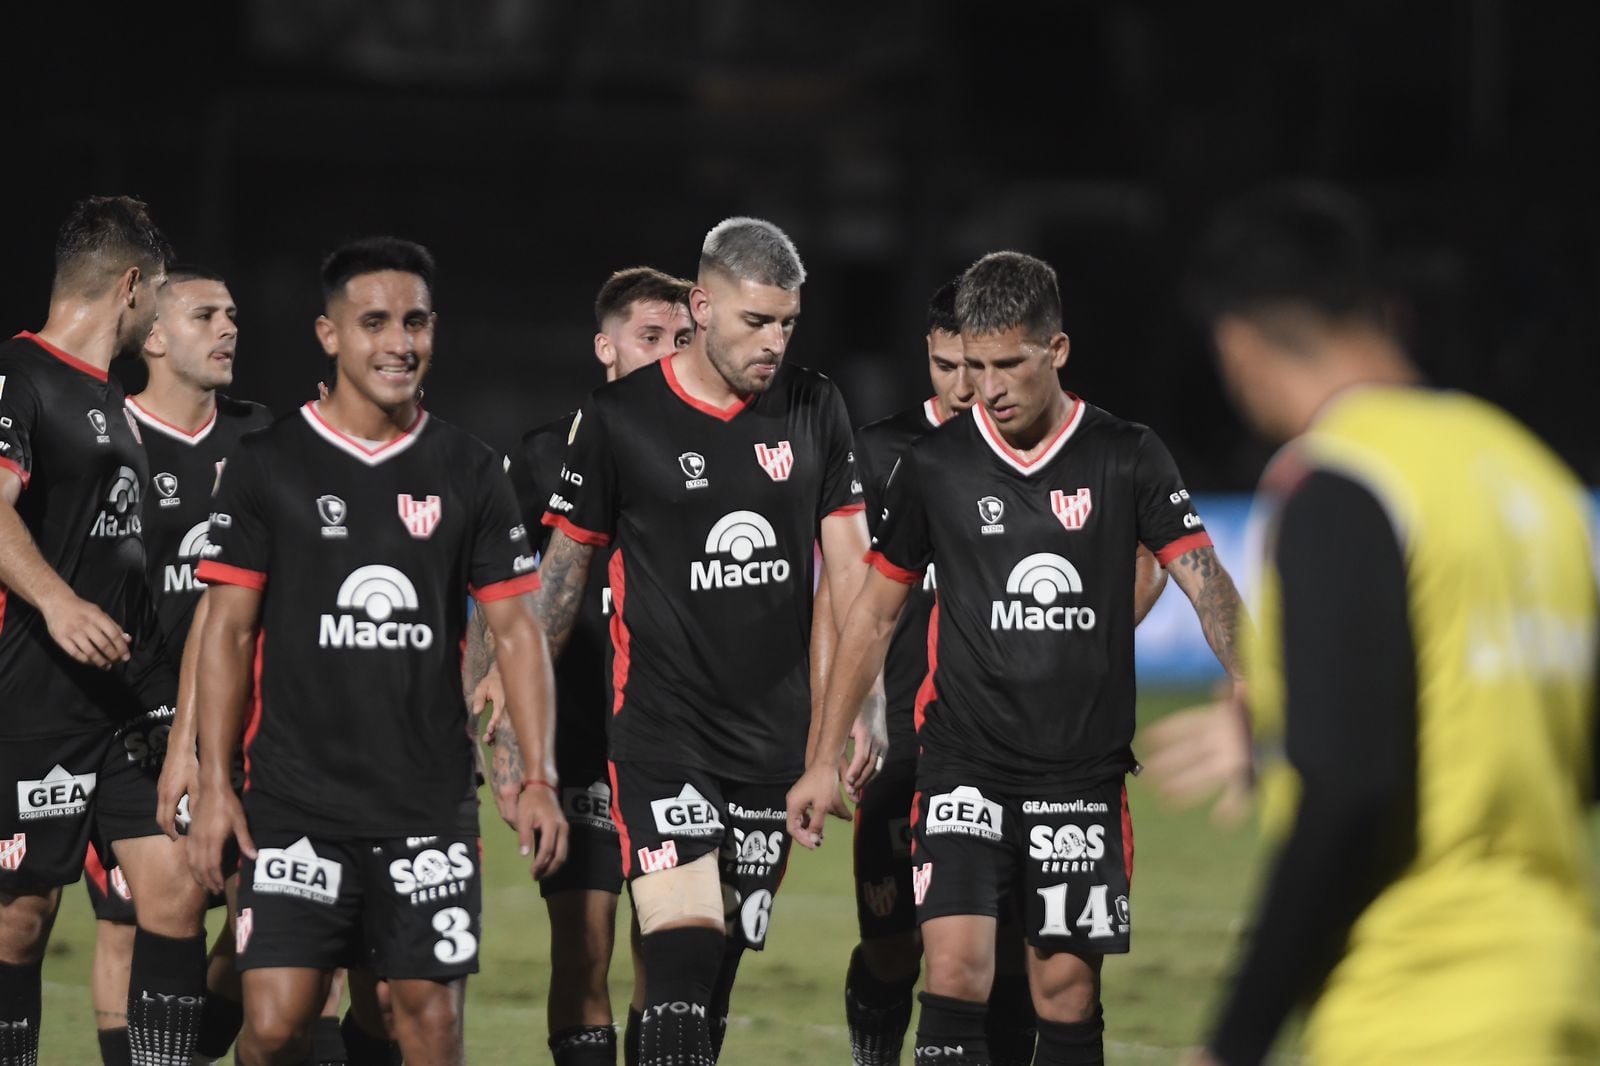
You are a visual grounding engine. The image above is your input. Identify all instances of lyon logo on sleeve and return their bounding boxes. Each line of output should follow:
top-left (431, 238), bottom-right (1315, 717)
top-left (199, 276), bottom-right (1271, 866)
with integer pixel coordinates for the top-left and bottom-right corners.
top-left (398, 494), bottom-right (442, 539)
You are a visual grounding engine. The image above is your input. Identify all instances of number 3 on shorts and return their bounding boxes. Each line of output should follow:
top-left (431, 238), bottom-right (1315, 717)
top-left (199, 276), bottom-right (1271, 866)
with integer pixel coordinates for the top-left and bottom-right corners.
top-left (432, 906), bottom-right (478, 963)
top-left (1036, 883), bottom-right (1115, 939)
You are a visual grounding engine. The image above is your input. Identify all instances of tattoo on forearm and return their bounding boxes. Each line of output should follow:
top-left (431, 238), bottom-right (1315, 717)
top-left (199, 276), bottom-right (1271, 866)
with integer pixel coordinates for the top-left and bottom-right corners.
top-left (1175, 547), bottom-right (1248, 680)
top-left (464, 606), bottom-right (494, 689)
top-left (532, 533), bottom-right (596, 659)
top-left (492, 733), bottom-right (524, 792)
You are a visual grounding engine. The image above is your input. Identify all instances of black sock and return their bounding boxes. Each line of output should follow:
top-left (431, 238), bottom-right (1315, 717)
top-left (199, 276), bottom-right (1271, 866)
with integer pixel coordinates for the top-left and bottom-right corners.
top-left (96, 1027), bottom-right (131, 1066)
top-left (340, 1011), bottom-right (402, 1066)
top-left (1034, 1008), bottom-right (1104, 1066)
top-left (550, 1024), bottom-right (618, 1065)
top-left (914, 991), bottom-right (989, 1065)
top-left (311, 1013), bottom-right (347, 1064)
top-left (844, 946), bottom-right (917, 1066)
top-left (126, 929), bottom-right (206, 1065)
top-left (707, 941), bottom-right (744, 1060)
top-left (194, 993), bottom-right (242, 1059)
top-left (637, 926), bottom-right (723, 1066)
top-left (984, 973), bottom-right (1037, 1066)
top-left (624, 1007), bottom-right (643, 1066)
top-left (0, 961), bottom-right (42, 1066)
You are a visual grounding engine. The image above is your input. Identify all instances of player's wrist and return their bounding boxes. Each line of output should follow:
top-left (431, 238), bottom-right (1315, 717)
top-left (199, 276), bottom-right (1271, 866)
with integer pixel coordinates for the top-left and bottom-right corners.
top-left (519, 778), bottom-right (559, 796)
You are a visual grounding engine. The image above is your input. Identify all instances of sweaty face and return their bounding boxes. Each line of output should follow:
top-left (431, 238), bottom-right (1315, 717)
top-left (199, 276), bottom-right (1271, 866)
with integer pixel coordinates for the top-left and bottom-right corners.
top-left (962, 325), bottom-right (1068, 439)
top-left (117, 267), bottom-right (167, 362)
top-left (928, 328), bottom-right (975, 418)
top-left (148, 279), bottom-right (238, 390)
top-left (319, 271), bottom-right (434, 411)
top-left (604, 299), bottom-right (694, 380)
top-left (699, 275), bottom-right (800, 395)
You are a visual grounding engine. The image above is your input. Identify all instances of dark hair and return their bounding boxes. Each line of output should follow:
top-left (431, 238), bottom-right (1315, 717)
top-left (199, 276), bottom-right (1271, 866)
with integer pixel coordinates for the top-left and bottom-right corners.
top-left (926, 276), bottom-right (961, 335)
top-left (164, 263), bottom-right (227, 287)
top-left (320, 237), bottom-right (436, 305)
top-left (53, 195), bottom-right (173, 299)
top-left (699, 217), bottom-right (806, 289)
top-left (955, 251), bottom-right (1062, 343)
top-left (1187, 183), bottom-right (1387, 330)
top-left (594, 266), bottom-right (693, 329)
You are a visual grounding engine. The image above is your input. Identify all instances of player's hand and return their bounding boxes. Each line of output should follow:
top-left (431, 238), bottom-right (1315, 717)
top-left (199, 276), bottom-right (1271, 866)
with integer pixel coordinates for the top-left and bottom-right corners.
top-left (471, 666), bottom-right (507, 743)
top-left (41, 592), bottom-right (130, 669)
top-left (490, 743), bottom-right (520, 829)
top-left (516, 782), bottom-right (568, 881)
top-left (841, 693), bottom-right (889, 803)
top-left (185, 783), bottom-right (256, 894)
top-left (786, 763), bottom-right (841, 850)
top-left (1140, 683), bottom-right (1253, 828)
top-left (155, 745), bottom-right (197, 841)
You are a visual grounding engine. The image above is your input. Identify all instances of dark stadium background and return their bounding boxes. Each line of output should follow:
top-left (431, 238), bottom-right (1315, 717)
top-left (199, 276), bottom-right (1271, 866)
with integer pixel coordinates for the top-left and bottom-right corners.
top-left (6, 2), bottom-right (1599, 489)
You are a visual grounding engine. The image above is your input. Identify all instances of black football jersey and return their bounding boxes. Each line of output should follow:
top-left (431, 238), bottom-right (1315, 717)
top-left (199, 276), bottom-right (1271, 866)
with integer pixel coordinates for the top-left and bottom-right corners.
top-left (0, 333), bottom-right (170, 737)
top-left (506, 410), bottom-right (611, 781)
top-left (545, 356), bottom-right (863, 783)
top-left (126, 395), bottom-right (273, 665)
top-left (856, 398), bottom-right (946, 761)
top-left (870, 398), bottom-right (1211, 791)
top-left (198, 404), bottom-right (539, 836)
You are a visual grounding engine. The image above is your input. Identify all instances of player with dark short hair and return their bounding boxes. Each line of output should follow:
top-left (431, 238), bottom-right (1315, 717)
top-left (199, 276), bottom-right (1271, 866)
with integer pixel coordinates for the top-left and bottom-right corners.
top-left (185, 236), bottom-right (567, 1065)
top-left (792, 250), bottom-right (1247, 1066)
top-left (0, 195), bottom-right (219, 1065)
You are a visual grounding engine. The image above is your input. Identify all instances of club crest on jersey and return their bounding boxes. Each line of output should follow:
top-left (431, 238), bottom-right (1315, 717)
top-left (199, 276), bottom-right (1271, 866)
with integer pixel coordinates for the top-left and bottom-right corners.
top-left (154, 472), bottom-right (180, 508)
top-left (397, 494), bottom-right (442, 539)
top-left (317, 494), bottom-right (348, 538)
top-left (977, 495), bottom-right (1006, 535)
top-left (754, 440), bottom-right (794, 482)
top-left (87, 409), bottom-right (109, 442)
top-left (1051, 488), bottom-right (1092, 531)
top-left (0, 833), bottom-right (24, 872)
top-left (234, 906), bottom-right (253, 953)
top-left (679, 451), bottom-right (709, 489)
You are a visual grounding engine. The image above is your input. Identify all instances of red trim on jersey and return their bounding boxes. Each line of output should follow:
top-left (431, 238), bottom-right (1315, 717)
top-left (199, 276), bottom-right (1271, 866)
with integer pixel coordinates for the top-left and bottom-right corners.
top-left (973, 393), bottom-right (1086, 475)
top-left (16, 331), bottom-right (108, 382)
top-left (661, 355), bottom-right (754, 422)
top-left (301, 402), bottom-right (428, 463)
top-left (471, 573), bottom-right (541, 603)
top-left (1120, 784), bottom-right (1134, 884)
top-left (540, 512), bottom-right (612, 547)
top-left (609, 551), bottom-right (630, 716)
top-left (913, 603), bottom-right (939, 733)
top-left (864, 550), bottom-right (922, 586)
top-left (125, 396), bottom-right (217, 443)
top-left (84, 843), bottom-right (111, 894)
top-left (0, 587), bottom-right (7, 644)
top-left (923, 396), bottom-right (944, 427)
top-left (241, 631), bottom-right (266, 790)
top-left (0, 457), bottom-right (29, 490)
top-left (195, 560), bottom-right (267, 591)
top-left (827, 502), bottom-right (866, 519)
top-left (1153, 531), bottom-right (1214, 568)
top-left (609, 760), bottom-right (634, 878)
top-left (907, 790), bottom-right (923, 858)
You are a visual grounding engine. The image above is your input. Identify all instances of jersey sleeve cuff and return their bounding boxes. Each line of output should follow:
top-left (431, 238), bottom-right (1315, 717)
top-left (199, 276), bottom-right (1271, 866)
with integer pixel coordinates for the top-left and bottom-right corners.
top-left (195, 560), bottom-right (267, 591)
top-left (825, 501), bottom-right (866, 519)
top-left (864, 550), bottom-right (923, 586)
top-left (471, 572), bottom-right (542, 603)
top-left (540, 513), bottom-right (612, 547)
top-left (0, 456), bottom-right (29, 491)
top-left (1153, 531), bottom-right (1214, 567)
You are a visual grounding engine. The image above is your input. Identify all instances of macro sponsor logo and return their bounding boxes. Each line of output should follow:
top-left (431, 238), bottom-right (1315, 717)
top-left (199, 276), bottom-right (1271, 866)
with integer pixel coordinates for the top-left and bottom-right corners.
top-left (650, 785), bottom-right (723, 837)
top-left (91, 467), bottom-right (141, 537)
top-left (164, 520), bottom-right (213, 593)
top-left (691, 511), bottom-right (790, 590)
top-left (991, 553), bottom-right (1096, 632)
top-left (389, 841), bottom-right (475, 904)
top-left (925, 786), bottom-right (1003, 841)
top-left (16, 765), bottom-right (95, 821)
top-left (319, 565), bottom-right (434, 650)
top-left (253, 838), bottom-right (341, 904)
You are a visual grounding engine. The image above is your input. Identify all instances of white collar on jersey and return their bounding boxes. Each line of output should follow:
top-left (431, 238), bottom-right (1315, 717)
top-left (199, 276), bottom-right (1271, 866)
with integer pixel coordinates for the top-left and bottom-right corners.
top-left (300, 402), bottom-right (429, 465)
top-left (125, 396), bottom-right (218, 444)
top-left (972, 394), bottom-right (1085, 476)
top-left (923, 397), bottom-right (945, 428)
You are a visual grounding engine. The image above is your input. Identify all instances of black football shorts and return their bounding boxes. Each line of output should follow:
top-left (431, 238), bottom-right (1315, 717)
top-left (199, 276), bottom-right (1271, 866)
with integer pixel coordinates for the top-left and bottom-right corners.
top-left (852, 756), bottom-right (918, 941)
top-left (539, 775), bottom-right (624, 899)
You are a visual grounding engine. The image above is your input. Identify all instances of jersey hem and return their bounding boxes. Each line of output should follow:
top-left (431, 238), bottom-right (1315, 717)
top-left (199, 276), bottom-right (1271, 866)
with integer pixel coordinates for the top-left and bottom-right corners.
top-left (472, 573), bottom-right (541, 602)
top-left (541, 513), bottom-right (612, 547)
top-left (826, 502), bottom-right (867, 518)
top-left (865, 550), bottom-right (922, 585)
top-left (195, 560), bottom-right (267, 590)
top-left (0, 456), bottom-right (29, 490)
top-left (1154, 531), bottom-right (1214, 566)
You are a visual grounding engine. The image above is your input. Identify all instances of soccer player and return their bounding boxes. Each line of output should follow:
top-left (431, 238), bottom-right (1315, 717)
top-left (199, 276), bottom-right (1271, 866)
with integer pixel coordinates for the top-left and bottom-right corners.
top-left (841, 276), bottom-right (1171, 1066)
top-left (1144, 185), bottom-right (1600, 1065)
top-left (0, 195), bottom-right (218, 1066)
top-left (518, 217), bottom-right (873, 1065)
top-left (791, 251), bottom-right (1247, 1066)
top-left (184, 236), bottom-right (567, 1065)
top-left (482, 266), bottom-right (695, 1066)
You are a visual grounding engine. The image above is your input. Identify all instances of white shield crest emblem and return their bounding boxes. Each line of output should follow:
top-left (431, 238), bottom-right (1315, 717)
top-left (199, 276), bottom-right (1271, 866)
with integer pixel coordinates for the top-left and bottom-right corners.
top-left (317, 495), bottom-right (346, 526)
top-left (679, 452), bottom-right (706, 478)
top-left (1051, 488), bottom-right (1092, 531)
top-left (155, 472), bottom-right (179, 499)
top-left (398, 494), bottom-right (442, 539)
top-left (977, 496), bottom-right (1004, 524)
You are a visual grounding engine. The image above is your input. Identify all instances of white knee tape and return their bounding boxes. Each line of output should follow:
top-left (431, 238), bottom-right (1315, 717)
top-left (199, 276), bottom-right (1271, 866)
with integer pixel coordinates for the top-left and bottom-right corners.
top-left (631, 851), bottom-right (725, 935)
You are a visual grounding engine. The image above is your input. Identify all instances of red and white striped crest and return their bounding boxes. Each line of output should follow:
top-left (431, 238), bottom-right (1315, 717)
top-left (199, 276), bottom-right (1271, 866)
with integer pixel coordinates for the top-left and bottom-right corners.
top-left (912, 861), bottom-right (933, 906)
top-left (235, 907), bottom-right (254, 953)
top-left (754, 441), bottom-right (794, 482)
top-left (0, 833), bottom-right (25, 871)
top-left (110, 866), bottom-right (132, 901)
top-left (1051, 488), bottom-right (1093, 531)
top-left (397, 494), bottom-right (442, 539)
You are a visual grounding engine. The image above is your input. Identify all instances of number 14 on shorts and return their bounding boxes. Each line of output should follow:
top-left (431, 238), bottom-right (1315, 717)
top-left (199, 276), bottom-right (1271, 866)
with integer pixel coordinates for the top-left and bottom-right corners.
top-left (1036, 883), bottom-right (1129, 940)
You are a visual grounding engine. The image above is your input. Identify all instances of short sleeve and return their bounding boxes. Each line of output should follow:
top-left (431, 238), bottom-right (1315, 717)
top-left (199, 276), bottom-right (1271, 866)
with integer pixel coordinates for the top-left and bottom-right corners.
top-left (818, 383), bottom-right (865, 521)
top-left (507, 424), bottom-right (560, 555)
top-left (0, 363), bottom-right (41, 489)
top-left (469, 448), bottom-right (541, 603)
top-left (541, 401), bottom-right (615, 547)
top-left (195, 437), bottom-right (272, 590)
top-left (855, 428), bottom-right (893, 542)
top-left (1133, 428), bottom-right (1212, 566)
top-left (866, 450), bottom-right (932, 584)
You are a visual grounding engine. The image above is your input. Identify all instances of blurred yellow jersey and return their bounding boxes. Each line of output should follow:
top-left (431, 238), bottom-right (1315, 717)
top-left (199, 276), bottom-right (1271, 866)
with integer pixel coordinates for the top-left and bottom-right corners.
top-left (1248, 386), bottom-right (1600, 1064)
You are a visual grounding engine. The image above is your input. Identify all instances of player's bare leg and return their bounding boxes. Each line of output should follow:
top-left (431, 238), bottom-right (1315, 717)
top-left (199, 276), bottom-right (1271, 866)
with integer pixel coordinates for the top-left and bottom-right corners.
top-left (91, 918), bottom-right (135, 1063)
top-left (238, 967), bottom-right (335, 1064)
top-left (915, 914), bottom-right (998, 1065)
top-left (0, 888), bottom-right (61, 1065)
top-left (112, 833), bottom-right (209, 1063)
top-left (192, 874), bottom-right (245, 1063)
top-left (1026, 947), bottom-right (1103, 1064)
top-left (386, 975), bottom-right (467, 1066)
top-left (547, 889), bottom-right (620, 1062)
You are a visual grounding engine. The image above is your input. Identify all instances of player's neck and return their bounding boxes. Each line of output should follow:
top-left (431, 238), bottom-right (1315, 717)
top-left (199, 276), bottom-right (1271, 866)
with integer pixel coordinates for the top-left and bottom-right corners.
top-left (995, 390), bottom-right (1075, 459)
top-left (672, 345), bottom-right (747, 408)
top-left (35, 302), bottom-right (120, 373)
top-left (316, 389), bottom-right (419, 443)
top-left (132, 374), bottom-right (217, 434)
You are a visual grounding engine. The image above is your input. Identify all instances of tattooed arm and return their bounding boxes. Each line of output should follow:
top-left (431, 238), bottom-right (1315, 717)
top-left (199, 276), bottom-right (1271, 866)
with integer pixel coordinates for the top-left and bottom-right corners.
top-left (1166, 545), bottom-right (1248, 681)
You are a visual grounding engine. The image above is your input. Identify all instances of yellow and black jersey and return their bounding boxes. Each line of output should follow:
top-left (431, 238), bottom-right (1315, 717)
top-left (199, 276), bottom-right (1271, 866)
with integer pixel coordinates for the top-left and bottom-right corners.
top-left (1211, 386), bottom-right (1600, 1065)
